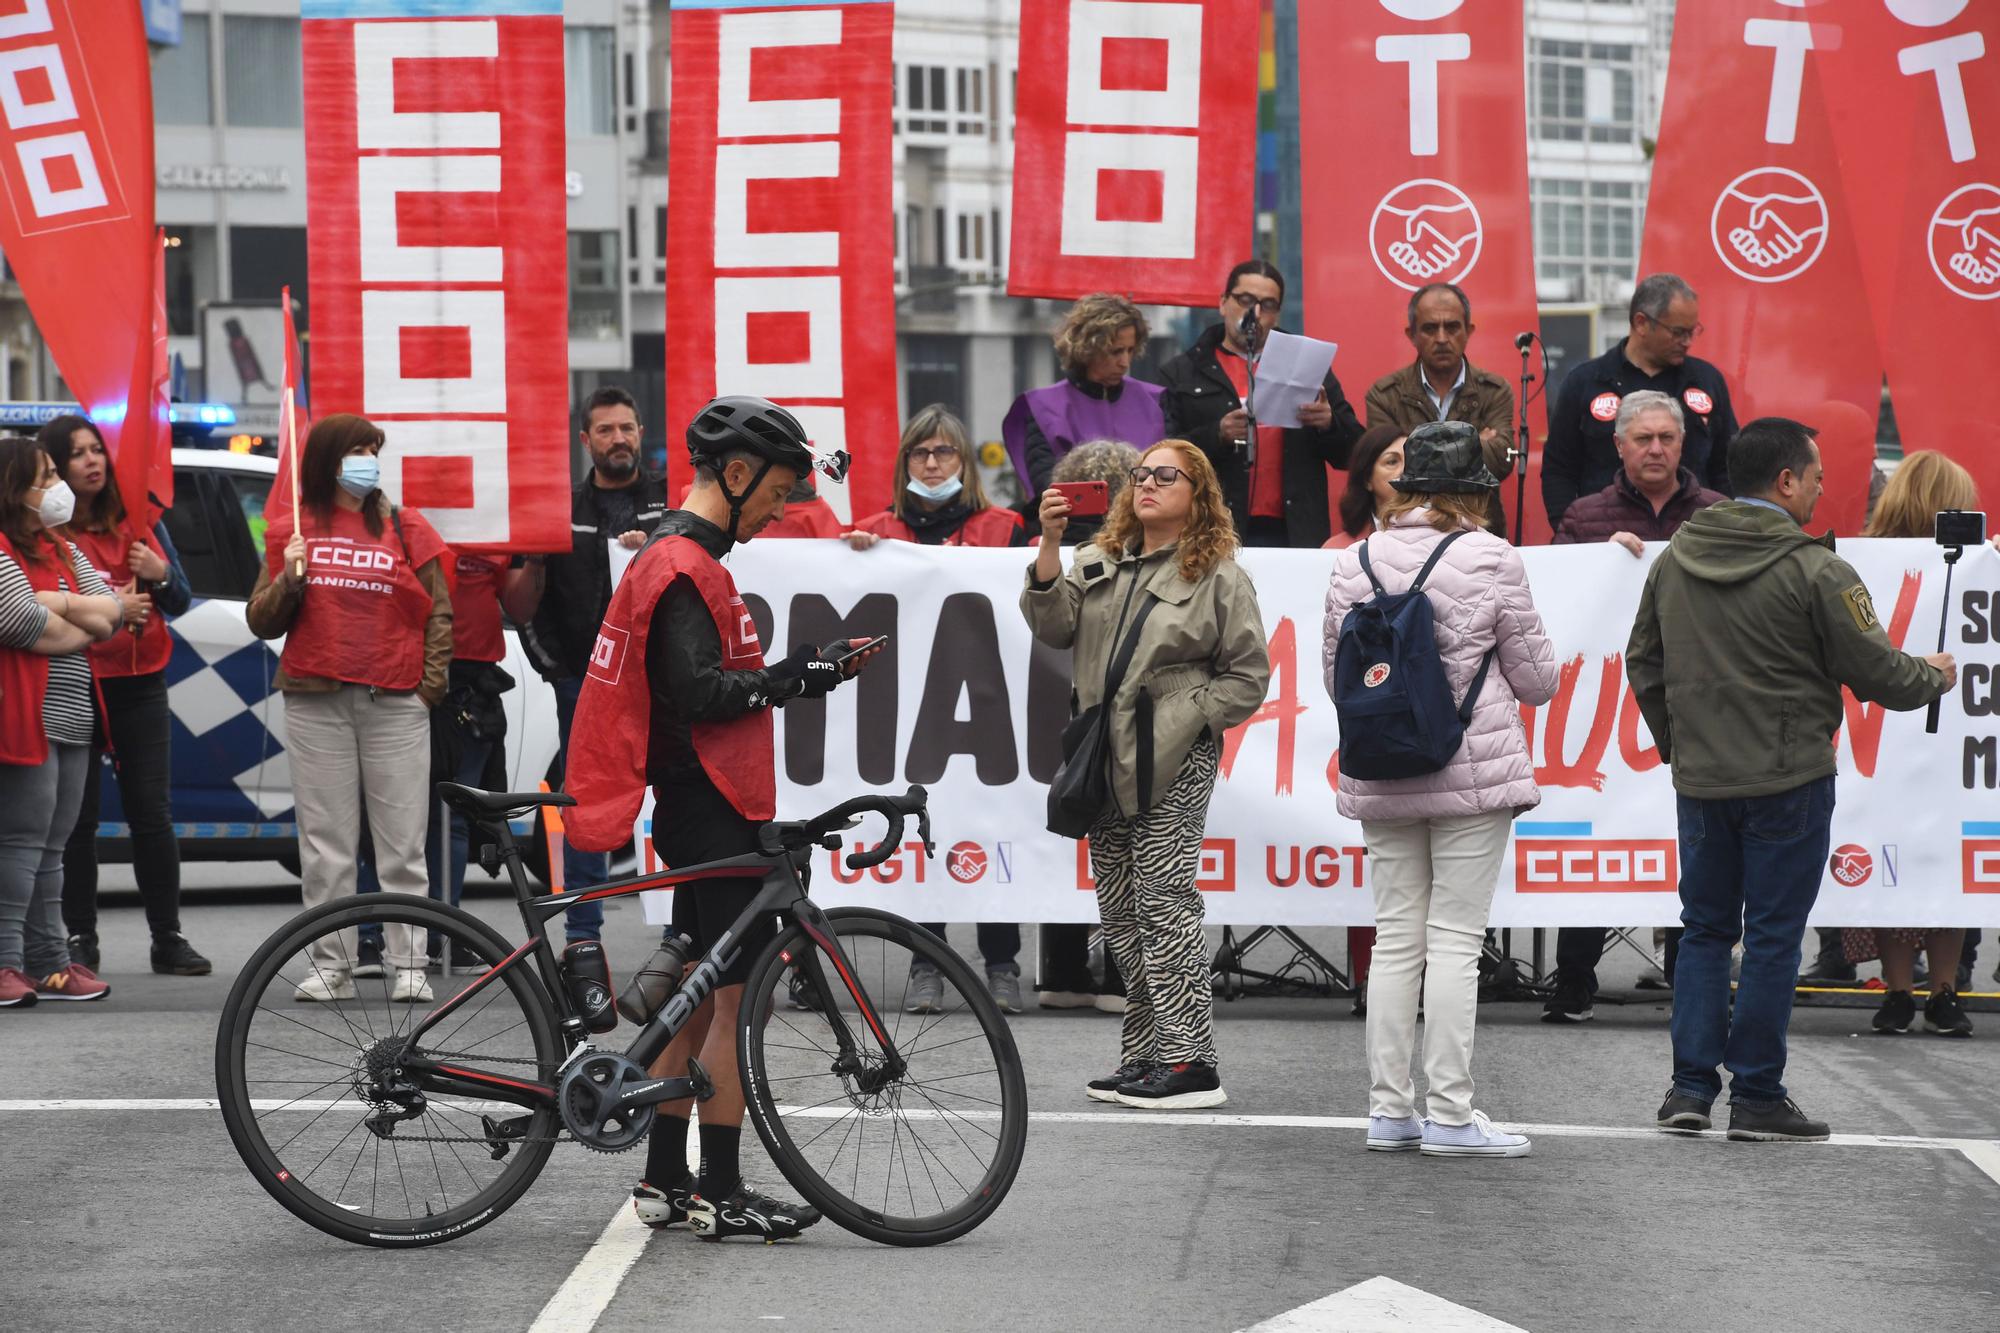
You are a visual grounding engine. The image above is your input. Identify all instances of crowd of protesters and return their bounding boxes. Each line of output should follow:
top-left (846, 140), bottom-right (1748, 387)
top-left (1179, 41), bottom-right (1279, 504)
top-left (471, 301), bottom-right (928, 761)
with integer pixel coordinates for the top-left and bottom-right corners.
top-left (0, 259), bottom-right (1990, 1162)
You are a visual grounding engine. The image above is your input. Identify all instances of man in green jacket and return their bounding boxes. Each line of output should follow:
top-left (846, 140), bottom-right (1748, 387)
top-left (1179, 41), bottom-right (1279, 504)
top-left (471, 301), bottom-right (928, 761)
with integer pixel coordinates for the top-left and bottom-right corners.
top-left (1627, 418), bottom-right (1954, 1143)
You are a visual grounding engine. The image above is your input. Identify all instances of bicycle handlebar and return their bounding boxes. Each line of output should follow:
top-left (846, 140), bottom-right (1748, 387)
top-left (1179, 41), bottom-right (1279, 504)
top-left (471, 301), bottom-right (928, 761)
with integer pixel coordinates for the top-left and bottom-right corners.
top-left (758, 785), bottom-right (935, 871)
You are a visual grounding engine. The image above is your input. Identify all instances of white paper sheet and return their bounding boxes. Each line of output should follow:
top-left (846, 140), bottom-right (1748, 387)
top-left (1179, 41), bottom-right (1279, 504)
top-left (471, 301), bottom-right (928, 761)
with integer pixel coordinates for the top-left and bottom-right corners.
top-left (1250, 331), bottom-right (1339, 429)
top-left (607, 538), bottom-right (638, 589)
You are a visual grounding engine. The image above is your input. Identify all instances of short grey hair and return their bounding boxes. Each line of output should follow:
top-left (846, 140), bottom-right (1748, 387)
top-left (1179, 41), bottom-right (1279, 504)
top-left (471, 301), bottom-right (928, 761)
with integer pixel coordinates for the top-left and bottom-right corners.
top-left (1630, 273), bottom-right (1697, 323)
top-left (1614, 389), bottom-right (1685, 439)
top-left (1406, 282), bottom-right (1471, 329)
top-left (1051, 438), bottom-right (1142, 496)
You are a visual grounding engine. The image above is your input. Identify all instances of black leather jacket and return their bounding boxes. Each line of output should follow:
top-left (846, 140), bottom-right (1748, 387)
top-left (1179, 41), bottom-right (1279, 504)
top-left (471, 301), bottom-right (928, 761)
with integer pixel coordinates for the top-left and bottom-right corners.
top-left (523, 469), bottom-right (669, 680)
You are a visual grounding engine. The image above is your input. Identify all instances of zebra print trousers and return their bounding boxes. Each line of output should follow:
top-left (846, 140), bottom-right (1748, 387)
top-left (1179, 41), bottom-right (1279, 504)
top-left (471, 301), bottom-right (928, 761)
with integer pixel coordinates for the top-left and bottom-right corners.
top-left (1089, 735), bottom-right (1221, 1068)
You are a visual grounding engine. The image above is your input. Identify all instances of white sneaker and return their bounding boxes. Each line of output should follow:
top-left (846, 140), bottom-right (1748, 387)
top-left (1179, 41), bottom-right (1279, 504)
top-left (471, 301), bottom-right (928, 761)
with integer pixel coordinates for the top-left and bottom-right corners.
top-left (1420, 1110), bottom-right (1532, 1158)
top-left (391, 969), bottom-right (435, 1004)
top-left (1365, 1114), bottom-right (1423, 1152)
top-left (294, 969), bottom-right (356, 1003)
top-left (1036, 990), bottom-right (1097, 1009)
top-left (1092, 993), bottom-right (1127, 1014)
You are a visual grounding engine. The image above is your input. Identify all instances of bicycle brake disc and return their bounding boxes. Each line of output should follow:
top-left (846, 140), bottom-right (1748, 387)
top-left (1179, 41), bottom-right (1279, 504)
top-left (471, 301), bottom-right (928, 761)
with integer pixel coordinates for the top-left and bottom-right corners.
top-left (557, 1051), bottom-right (658, 1153)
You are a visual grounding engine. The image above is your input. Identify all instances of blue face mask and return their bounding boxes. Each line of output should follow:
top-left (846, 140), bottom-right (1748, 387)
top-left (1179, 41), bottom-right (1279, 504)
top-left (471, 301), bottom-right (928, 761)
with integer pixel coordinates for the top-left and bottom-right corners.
top-left (906, 475), bottom-right (963, 504)
top-left (338, 455), bottom-right (381, 498)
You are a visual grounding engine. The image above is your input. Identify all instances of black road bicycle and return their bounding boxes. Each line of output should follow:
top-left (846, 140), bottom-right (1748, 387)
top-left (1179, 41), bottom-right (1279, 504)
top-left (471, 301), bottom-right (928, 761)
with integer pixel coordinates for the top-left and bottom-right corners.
top-left (215, 783), bottom-right (1028, 1249)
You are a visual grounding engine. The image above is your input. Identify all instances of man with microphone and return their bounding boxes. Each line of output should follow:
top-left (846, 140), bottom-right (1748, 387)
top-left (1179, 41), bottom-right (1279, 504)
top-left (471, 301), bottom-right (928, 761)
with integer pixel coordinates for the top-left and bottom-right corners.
top-left (1363, 282), bottom-right (1516, 533)
top-left (1160, 259), bottom-right (1364, 547)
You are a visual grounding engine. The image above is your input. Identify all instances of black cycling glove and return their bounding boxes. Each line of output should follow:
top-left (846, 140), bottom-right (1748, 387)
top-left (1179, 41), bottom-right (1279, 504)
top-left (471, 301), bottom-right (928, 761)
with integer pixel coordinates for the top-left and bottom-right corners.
top-left (770, 643), bottom-right (843, 700)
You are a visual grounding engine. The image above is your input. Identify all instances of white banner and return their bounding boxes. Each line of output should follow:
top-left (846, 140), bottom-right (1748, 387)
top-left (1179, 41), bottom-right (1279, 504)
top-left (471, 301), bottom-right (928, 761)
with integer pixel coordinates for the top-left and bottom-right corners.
top-left (638, 540), bottom-right (2000, 929)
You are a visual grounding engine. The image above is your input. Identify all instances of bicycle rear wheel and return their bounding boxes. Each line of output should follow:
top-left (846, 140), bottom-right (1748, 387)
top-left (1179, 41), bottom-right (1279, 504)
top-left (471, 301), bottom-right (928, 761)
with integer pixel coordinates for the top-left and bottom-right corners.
top-left (739, 907), bottom-right (1028, 1247)
top-left (214, 897), bottom-right (564, 1247)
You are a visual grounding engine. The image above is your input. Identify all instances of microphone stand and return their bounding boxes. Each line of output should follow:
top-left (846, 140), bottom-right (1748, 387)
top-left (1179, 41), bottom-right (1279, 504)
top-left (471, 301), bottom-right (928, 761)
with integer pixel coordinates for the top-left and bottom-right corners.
top-left (1925, 541), bottom-right (1964, 735)
top-left (1512, 334), bottom-right (1537, 548)
top-left (1239, 311), bottom-right (1262, 470)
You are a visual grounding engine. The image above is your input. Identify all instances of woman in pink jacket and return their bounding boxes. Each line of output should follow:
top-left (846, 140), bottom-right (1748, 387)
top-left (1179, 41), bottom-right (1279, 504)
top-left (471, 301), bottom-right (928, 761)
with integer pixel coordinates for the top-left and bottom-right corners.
top-left (1322, 422), bottom-right (1558, 1158)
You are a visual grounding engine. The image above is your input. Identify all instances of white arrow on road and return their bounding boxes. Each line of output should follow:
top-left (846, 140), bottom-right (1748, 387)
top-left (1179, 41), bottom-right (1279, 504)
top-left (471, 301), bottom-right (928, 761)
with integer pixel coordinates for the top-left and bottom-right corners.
top-left (1236, 1277), bottom-right (1528, 1332)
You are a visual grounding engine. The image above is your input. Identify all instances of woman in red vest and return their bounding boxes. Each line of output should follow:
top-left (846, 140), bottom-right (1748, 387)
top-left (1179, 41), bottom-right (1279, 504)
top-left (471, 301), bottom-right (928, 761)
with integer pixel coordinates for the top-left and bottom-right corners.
top-left (845, 404), bottom-right (1026, 551)
top-left (0, 436), bottom-right (124, 1007)
top-left (38, 416), bottom-right (210, 978)
top-left (247, 415), bottom-right (453, 1005)
top-left (846, 405), bottom-right (1027, 1012)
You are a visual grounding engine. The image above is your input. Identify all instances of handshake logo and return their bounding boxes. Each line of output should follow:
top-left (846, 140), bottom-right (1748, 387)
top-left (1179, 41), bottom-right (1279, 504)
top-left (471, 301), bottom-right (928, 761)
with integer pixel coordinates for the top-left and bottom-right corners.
top-left (1710, 167), bottom-right (1829, 284)
top-left (1370, 180), bottom-right (1483, 290)
top-left (1930, 184), bottom-right (2000, 301)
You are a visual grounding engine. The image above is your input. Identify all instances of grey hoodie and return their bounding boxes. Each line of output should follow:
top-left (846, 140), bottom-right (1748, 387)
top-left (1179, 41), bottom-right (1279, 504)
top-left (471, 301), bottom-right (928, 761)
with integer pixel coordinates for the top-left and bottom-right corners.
top-left (1626, 501), bottom-right (1945, 799)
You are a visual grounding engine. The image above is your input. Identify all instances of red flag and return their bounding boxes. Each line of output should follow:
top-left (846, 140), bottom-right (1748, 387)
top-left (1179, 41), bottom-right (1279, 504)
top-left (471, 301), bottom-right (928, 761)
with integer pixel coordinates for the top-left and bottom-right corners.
top-left (268, 287), bottom-right (306, 547)
top-left (1296, 0), bottom-right (1548, 539)
top-left (1820, 4), bottom-right (1998, 505)
top-left (0, 3), bottom-right (155, 516)
top-left (301, 2), bottom-right (571, 552)
top-left (1007, 0), bottom-right (1259, 307)
top-left (1638, 0), bottom-right (1883, 535)
top-left (664, 0), bottom-right (898, 525)
top-left (139, 227), bottom-right (173, 527)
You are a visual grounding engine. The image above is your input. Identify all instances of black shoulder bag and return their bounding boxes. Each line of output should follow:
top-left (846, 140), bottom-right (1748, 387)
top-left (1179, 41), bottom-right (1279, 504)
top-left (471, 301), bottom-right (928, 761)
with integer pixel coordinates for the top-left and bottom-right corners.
top-left (1046, 574), bottom-right (1158, 838)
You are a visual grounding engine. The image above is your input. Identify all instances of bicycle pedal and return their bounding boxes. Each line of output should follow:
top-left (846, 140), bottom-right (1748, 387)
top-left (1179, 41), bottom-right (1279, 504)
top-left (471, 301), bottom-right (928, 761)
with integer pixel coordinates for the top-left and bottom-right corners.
top-left (481, 1112), bottom-right (533, 1160)
top-left (687, 1057), bottom-right (716, 1103)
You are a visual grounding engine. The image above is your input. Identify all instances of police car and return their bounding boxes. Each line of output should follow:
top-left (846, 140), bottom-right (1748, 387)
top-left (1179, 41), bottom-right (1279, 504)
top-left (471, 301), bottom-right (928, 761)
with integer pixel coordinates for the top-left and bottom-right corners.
top-left (5, 403), bottom-right (564, 883)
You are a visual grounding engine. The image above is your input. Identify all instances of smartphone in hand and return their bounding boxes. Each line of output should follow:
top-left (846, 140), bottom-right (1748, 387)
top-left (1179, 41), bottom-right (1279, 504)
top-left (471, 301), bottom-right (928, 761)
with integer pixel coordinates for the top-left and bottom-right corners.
top-left (1047, 480), bottom-right (1109, 518)
top-left (827, 635), bottom-right (888, 666)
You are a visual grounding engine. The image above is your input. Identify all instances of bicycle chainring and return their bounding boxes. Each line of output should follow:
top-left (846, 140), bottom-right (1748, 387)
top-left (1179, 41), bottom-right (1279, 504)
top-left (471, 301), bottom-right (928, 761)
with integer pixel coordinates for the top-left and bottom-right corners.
top-left (557, 1051), bottom-right (657, 1153)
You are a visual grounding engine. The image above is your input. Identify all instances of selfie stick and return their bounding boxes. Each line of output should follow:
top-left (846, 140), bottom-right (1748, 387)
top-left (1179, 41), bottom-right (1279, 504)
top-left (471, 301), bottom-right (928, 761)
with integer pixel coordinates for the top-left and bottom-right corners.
top-left (1925, 542), bottom-right (1963, 735)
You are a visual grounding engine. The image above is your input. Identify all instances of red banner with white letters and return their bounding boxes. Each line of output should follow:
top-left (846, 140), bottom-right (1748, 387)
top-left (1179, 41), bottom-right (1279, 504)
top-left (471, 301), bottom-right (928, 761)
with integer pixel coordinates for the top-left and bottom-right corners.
top-left (301, 1), bottom-right (570, 553)
top-left (665, 0), bottom-right (897, 526)
top-left (1007, 0), bottom-right (1258, 308)
top-left (0, 1), bottom-right (157, 529)
top-left (1639, 0), bottom-right (1883, 536)
top-left (1820, 2), bottom-right (1998, 510)
top-left (1295, 0), bottom-right (1547, 540)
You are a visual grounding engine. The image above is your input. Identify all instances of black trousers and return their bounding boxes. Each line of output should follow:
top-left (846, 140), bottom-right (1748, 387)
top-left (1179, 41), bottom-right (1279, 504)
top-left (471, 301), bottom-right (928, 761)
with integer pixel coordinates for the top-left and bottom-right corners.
top-left (1553, 925), bottom-right (1681, 992)
top-left (63, 671), bottom-right (181, 940)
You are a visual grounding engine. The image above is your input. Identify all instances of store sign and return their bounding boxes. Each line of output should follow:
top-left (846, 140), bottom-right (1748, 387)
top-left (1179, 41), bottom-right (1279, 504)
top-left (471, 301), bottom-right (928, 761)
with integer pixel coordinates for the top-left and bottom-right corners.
top-left (157, 164), bottom-right (291, 191)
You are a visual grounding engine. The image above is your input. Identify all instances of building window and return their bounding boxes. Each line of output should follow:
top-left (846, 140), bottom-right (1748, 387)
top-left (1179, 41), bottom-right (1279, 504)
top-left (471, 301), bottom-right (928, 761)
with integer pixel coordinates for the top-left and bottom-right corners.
top-left (154, 13), bottom-right (212, 126)
top-left (567, 27), bottom-right (617, 137)
top-left (569, 231), bottom-right (621, 341)
top-left (223, 16), bottom-right (302, 129)
top-left (1532, 40), bottom-right (1636, 144)
top-left (1532, 177), bottom-right (1643, 298)
top-left (904, 334), bottom-right (967, 421)
top-left (229, 227), bottom-right (308, 313)
top-left (905, 64), bottom-right (948, 135)
top-left (955, 66), bottom-right (985, 136)
top-left (163, 227), bottom-right (218, 338)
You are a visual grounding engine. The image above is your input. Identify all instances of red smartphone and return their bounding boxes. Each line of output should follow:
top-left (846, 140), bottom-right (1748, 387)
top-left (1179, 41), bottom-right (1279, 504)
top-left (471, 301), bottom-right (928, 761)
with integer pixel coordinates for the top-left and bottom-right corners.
top-left (1048, 480), bottom-right (1109, 518)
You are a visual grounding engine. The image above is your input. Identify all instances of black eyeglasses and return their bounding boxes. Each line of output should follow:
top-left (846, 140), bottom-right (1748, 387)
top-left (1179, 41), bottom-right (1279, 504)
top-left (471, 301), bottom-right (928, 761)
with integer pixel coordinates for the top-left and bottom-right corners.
top-left (1129, 465), bottom-right (1186, 487)
top-left (1642, 314), bottom-right (1704, 342)
top-left (1227, 291), bottom-right (1282, 316)
top-left (907, 445), bottom-right (960, 464)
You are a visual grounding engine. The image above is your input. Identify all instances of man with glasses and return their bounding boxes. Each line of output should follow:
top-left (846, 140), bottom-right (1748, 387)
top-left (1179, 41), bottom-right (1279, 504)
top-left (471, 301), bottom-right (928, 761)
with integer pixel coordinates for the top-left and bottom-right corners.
top-left (1159, 259), bottom-right (1364, 547)
top-left (1363, 282), bottom-right (1517, 532)
top-left (1543, 273), bottom-right (1738, 529)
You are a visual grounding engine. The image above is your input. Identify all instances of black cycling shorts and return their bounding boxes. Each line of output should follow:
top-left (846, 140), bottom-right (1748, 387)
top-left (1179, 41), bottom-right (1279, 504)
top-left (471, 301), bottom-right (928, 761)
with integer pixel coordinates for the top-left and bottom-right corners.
top-left (656, 782), bottom-right (773, 989)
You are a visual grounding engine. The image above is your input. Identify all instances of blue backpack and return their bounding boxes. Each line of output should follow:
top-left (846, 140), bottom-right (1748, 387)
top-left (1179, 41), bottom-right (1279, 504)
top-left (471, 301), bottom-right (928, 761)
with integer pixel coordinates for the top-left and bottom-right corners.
top-left (1332, 530), bottom-right (1495, 780)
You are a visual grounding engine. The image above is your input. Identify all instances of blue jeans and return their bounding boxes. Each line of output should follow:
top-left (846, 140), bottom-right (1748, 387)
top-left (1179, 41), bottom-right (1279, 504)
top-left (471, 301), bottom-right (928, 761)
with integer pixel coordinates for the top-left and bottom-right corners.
top-left (552, 675), bottom-right (605, 941)
top-left (1670, 775), bottom-right (1835, 1106)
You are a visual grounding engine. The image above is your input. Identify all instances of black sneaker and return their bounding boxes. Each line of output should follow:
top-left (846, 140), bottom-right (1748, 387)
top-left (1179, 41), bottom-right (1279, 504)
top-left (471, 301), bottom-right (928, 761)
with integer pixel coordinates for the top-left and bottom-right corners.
top-left (1797, 956), bottom-right (1857, 985)
top-left (1112, 1061), bottom-right (1227, 1110)
top-left (1872, 990), bottom-right (1917, 1034)
top-left (1085, 1060), bottom-right (1154, 1104)
top-left (1656, 1089), bottom-right (1713, 1133)
top-left (1923, 988), bottom-right (1973, 1038)
top-left (632, 1178), bottom-right (695, 1229)
top-left (687, 1184), bottom-right (821, 1241)
top-left (67, 933), bottom-right (99, 970)
top-left (353, 938), bottom-right (385, 979)
top-left (448, 942), bottom-right (488, 976)
top-left (1727, 1096), bottom-right (1829, 1142)
top-left (1540, 977), bottom-right (1594, 1024)
top-left (150, 932), bottom-right (212, 977)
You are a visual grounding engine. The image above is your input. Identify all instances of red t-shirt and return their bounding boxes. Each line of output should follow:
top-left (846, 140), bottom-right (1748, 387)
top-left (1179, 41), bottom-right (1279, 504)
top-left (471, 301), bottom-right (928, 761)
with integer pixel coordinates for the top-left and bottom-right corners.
top-left (449, 550), bottom-right (510, 663)
top-left (69, 525), bottom-right (173, 677)
top-left (268, 505), bottom-right (447, 690)
top-left (1217, 347), bottom-right (1287, 520)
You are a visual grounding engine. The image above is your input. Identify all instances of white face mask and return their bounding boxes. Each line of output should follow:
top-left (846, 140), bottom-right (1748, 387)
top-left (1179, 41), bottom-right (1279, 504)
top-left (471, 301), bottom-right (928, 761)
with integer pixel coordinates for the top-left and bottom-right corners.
top-left (35, 478), bottom-right (75, 527)
top-left (906, 475), bottom-right (963, 504)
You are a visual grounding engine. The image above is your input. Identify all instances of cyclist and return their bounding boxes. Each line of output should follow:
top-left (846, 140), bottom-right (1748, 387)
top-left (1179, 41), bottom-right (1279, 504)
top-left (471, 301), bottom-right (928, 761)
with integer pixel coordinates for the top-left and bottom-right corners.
top-left (565, 395), bottom-right (877, 1242)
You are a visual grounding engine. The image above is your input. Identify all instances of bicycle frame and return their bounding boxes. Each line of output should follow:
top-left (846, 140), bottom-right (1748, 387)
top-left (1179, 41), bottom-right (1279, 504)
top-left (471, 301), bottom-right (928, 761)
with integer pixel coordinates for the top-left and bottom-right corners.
top-left (394, 813), bottom-right (907, 1115)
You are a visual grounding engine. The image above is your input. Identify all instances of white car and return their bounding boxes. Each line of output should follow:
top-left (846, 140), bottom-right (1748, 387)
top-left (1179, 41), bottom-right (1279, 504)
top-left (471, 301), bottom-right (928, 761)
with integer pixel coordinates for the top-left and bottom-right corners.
top-left (96, 447), bottom-right (565, 883)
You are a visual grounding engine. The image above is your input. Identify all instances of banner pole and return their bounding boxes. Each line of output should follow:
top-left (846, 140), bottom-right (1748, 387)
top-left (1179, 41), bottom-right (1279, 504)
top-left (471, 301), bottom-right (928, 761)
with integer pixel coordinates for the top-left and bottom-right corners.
top-left (284, 386), bottom-right (303, 579)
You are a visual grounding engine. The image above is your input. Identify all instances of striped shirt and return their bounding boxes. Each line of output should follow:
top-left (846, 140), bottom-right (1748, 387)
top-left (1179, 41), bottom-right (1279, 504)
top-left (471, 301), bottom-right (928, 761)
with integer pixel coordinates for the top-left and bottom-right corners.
top-left (0, 540), bottom-right (111, 744)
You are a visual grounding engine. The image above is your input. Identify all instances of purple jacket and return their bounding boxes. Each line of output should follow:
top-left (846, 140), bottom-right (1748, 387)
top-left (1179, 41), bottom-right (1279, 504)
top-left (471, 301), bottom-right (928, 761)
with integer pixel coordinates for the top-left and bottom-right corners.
top-left (1322, 511), bottom-right (1559, 821)
top-left (1001, 377), bottom-right (1166, 492)
top-left (1551, 468), bottom-right (1726, 545)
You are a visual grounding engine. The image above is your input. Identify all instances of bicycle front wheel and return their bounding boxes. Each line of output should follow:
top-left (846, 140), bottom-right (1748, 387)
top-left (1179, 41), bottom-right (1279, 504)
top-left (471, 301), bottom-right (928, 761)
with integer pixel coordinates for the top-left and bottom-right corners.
top-left (739, 907), bottom-right (1028, 1247)
top-left (214, 896), bottom-right (564, 1248)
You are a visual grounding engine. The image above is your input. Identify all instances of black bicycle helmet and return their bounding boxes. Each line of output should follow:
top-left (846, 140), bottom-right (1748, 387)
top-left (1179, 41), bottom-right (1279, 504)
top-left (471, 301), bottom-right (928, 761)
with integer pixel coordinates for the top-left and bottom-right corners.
top-left (684, 395), bottom-right (849, 541)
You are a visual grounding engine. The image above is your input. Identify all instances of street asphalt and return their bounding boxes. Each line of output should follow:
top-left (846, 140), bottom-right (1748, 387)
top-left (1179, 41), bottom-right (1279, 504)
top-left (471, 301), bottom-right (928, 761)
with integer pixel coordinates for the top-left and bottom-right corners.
top-left (3, 864), bottom-right (1996, 1333)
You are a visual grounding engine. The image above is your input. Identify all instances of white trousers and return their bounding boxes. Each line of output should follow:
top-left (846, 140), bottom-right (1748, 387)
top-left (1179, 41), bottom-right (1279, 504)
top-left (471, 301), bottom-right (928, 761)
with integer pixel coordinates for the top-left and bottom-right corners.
top-left (286, 686), bottom-right (432, 970)
top-left (1362, 810), bottom-right (1513, 1126)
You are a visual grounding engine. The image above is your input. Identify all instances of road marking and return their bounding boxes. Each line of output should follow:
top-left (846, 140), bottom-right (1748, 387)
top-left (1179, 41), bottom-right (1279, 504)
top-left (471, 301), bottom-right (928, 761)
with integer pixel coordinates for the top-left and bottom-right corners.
top-left (1237, 1276), bottom-right (1526, 1332)
top-left (527, 1205), bottom-right (652, 1333)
